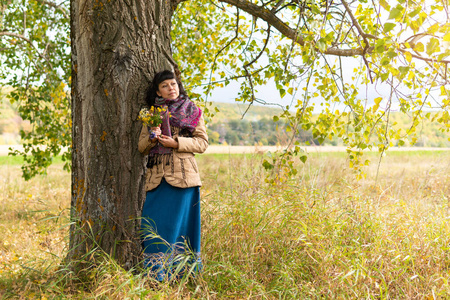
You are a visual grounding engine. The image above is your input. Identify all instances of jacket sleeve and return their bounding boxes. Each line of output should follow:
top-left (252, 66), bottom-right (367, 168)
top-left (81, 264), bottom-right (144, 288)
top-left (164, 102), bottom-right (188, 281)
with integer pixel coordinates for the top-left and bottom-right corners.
top-left (138, 124), bottom-right (157, 155)
top-left (177, 115), bottom-right (209, 154)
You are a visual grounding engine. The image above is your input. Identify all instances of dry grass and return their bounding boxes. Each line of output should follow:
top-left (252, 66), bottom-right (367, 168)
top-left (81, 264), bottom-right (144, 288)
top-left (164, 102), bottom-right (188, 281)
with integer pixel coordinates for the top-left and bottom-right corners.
top-left (0, 164), bottom-right (69, 298)
top-left (0, 151), bottom-right (449, 298)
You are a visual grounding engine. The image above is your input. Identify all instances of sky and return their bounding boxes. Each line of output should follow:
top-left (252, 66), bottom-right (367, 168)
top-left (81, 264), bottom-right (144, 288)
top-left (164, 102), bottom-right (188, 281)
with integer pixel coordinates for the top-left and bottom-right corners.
top-left (199, 56), bottom-right (395, 114)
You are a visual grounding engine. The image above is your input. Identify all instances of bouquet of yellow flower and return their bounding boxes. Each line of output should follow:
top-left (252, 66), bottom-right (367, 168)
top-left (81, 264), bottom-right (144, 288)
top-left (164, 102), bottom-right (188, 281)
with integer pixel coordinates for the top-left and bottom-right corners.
top-left (138, 106), bottom-right (168, 127)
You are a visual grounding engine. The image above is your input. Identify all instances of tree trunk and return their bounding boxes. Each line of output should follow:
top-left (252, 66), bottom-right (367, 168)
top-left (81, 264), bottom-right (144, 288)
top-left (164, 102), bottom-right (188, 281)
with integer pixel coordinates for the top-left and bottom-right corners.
top-left (69, 0), bottom-right (175, 269)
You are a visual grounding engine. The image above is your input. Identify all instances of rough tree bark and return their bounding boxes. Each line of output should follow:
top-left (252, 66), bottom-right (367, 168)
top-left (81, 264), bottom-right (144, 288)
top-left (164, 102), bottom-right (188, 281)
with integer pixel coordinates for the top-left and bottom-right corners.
top-left (69, 0), bottom-right (176, 269)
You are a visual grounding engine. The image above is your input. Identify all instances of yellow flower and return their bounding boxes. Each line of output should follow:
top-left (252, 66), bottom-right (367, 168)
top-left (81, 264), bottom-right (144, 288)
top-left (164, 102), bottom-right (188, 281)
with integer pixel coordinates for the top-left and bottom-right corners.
top-left (138, 107), bottom-right (167, 127)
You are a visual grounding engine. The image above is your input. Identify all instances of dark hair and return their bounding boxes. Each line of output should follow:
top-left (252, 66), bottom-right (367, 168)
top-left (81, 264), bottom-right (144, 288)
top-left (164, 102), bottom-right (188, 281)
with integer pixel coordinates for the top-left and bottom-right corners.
top-left (145, 70), bottom-right (186, 107)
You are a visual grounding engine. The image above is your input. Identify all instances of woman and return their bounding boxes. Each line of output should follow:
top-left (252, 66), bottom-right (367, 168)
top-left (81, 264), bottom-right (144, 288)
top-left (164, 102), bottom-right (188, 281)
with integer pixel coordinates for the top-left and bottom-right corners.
top-left (138, 70), bottom-right (208, 280)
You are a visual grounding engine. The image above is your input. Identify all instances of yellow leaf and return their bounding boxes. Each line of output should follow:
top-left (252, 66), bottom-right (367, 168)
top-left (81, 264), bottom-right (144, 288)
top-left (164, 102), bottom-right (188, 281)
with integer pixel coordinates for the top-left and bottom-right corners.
top-left (373, 105), bottom-right (379, 112)
top-left (404, 51), bottom-right (412, 63)
top-left (374, 97), bottom-right (383, 105)
top-left (413, 42), bottom-right (424, 52)
top-left (444, 32), bottom-right (450, 42)
top-left (427, 23), bottom-right (439, 34)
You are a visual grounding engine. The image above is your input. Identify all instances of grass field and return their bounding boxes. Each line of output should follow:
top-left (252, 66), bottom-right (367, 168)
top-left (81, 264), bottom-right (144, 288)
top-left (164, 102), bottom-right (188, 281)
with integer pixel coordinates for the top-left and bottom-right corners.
top-left (0, 150), bottom-right (449, 298)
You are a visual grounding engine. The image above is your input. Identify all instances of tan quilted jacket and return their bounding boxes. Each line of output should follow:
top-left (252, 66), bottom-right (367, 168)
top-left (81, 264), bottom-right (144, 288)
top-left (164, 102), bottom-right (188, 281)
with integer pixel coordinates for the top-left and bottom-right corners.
top-left (138, 116), bottom-right (208, 191)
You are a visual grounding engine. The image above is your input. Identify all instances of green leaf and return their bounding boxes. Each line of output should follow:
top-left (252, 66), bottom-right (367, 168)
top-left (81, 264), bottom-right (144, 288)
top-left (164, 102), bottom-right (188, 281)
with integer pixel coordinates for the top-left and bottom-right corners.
top-left (387, 50), bottom-right (397, 59)
top-left (383, 23), bottom-right (396, 33)
top-left (375, 39), bottom-right (386, 53)
top-left (273, 116), bottom-right (279, 122)
top-left (379, 0), bottom-right (390, 11)
top-left (300, 155), bottom-right (307, 163)
top-left (317, 39), bottom-right (327, 52)
top-left (388, 7), bottom-right (402, 20)
top-left (426, 37), bottom-right (440, 56)
top-left (380, 73), bottom-right (389, 81)
top-left (380, 56), bottom-right (390, 66)
top-left (262, 159), bottom-right (274, 170)
top-left (398, 66), bottom-right (410, 78)
top-left (311, 4), bottom-right (320, 14)
top-left (437, 51), bottom-right (450, 62)
top-left (408, 7), bottom-right (421, 18)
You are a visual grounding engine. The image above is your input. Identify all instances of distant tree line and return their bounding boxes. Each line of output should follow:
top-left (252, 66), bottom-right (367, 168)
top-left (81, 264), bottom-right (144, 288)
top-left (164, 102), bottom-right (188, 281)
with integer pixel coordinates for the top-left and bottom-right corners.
top-left (206, 118), bottom-right (320, 146)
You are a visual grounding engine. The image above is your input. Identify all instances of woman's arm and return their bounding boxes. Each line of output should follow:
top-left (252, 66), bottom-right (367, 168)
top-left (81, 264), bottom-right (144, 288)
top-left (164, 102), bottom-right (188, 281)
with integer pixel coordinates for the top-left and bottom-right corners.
top-left (138, 125), bottom-right (158, 155)
top-left (176, 115), bottom-right (209, 154)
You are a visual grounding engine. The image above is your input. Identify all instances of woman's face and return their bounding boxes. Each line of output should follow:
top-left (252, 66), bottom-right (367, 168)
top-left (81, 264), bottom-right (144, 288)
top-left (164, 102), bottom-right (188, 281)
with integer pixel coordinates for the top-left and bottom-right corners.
top-left (156, 79), bottom-right (179, 100)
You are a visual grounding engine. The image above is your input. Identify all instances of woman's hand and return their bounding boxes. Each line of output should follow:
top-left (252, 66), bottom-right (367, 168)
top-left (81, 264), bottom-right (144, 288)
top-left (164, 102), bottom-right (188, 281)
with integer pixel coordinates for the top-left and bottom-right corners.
top-left (158, 135), bottom-right (178, 149)
top-left (149, 126), bottom-right (161, 142)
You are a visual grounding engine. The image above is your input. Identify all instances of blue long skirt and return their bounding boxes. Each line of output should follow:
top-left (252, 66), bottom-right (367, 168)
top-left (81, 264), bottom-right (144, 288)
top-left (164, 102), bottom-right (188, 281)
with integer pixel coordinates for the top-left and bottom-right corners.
top-left (141, 178), bottom-right (201, 280)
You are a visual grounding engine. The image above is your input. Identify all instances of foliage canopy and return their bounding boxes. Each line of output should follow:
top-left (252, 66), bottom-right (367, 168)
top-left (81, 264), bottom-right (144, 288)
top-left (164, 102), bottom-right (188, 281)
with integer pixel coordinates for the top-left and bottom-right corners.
top-left (0, 0), bottom-right (449, 179)
top-left (0, 0), bottom-right (70, 179)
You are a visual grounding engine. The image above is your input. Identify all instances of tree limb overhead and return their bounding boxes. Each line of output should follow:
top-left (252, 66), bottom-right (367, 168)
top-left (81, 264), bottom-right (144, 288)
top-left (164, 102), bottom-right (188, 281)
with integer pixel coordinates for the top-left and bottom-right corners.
top-left (217, 0), bottom-right (368, 57)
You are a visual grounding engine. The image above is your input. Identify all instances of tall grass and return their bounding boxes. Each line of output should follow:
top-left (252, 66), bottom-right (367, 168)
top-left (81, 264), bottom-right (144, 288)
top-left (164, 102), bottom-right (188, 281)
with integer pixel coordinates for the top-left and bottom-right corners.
top-left (0, 150), bottom-right (449, 298)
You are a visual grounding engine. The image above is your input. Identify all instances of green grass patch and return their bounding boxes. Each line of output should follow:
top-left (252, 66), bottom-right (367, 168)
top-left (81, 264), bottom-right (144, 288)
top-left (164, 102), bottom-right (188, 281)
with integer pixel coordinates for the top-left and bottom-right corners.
top-left (0, 155), bottom-right (66, 165)
top-left (0, 155), bottom-right (24, 165)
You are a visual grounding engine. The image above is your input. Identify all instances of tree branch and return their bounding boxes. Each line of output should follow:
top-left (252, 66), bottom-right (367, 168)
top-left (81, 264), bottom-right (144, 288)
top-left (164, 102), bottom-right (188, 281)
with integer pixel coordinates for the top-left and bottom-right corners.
top-left (36, 0), bottom-right (69, 19)
top-left (340, 0), bottom-right (377, 82)
top-left (340, 0), bottom-right (377, 41)
top-left (205, 7), bottom-right (240, 101)
top-left (217, 0), bottom-right (369, 57)
top-left (218, 0), bottom-right (305, 45)
top-left (0, 32), bottom-right (52, 66)
top-left (270, 0), bottom-right (286, 12)
top-left (398, 48), bottom-right (450, 64)
top-left (242, 24), bottom-right (271, 118)
top-left (215, 0), bottom-right (449, 70)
